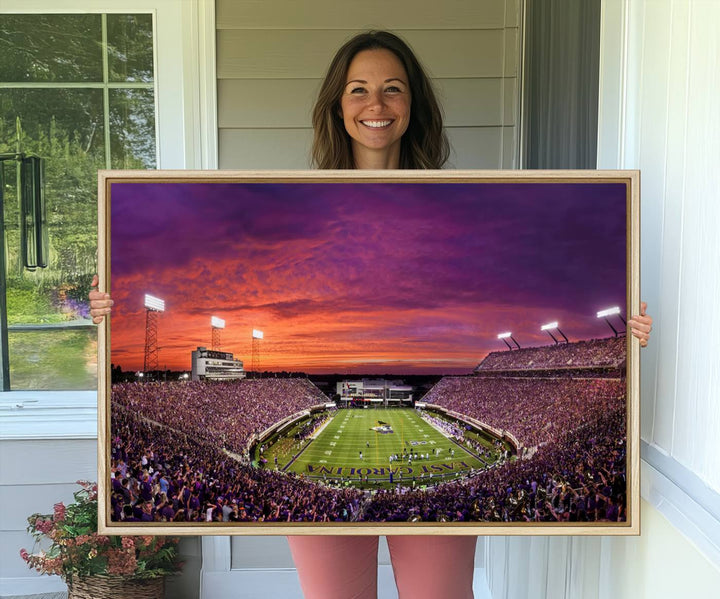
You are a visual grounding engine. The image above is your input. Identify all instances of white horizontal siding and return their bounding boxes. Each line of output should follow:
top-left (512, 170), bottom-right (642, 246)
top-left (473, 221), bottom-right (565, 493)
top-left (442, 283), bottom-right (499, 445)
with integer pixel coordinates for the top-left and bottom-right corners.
top-left (218, 78), bottom-right (517, 128)
top-left (0, 438), bottom-right (96, 581)
top-left (0, 440), bottom-right (97, 485)
top-left (219, 128), bottom-right (313, 169)
top-left (218, 126), bottom-right (513, 170)
top-left (216, 0), bottom-right (516, 30)
top-left (217, 29), bottom-right (514, 80)
top-left (216, 0), bottom-right (521, 171)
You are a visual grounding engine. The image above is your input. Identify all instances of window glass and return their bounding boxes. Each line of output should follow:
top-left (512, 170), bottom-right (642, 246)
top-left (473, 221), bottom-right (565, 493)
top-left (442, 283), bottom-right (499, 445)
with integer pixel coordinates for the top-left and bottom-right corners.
top-left (109, 89), bottom-right (156, 169)
top-left (107, 14), bottom-right (154, 83)
top-left (0, 13), bottom-right (156, 390)
top-left (8, 329), bottom-right (98, 390)
top-left (0, 14), bottom-right (103, 82)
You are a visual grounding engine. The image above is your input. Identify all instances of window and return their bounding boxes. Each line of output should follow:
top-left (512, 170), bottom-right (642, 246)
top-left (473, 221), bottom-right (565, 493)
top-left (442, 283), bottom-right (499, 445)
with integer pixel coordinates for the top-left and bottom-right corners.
top-left (0, 13), bottom-right (156, 390)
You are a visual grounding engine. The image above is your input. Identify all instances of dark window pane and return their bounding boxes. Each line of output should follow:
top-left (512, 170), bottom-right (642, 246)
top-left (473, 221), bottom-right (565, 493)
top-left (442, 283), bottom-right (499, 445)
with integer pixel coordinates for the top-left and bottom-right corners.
top-left (8, 329), bottom-right (97, 390)
top-left (107, 14), bottom-right (154, 83)
top-left (0, 89), bottom-right (106, 163)
top-left (0, 14), bottom-right (102, 82)
top-left (1, 88), bottom-right (104, 278)
top-left (2, 88), bottom-right (103, 391)
top-left (110, 88), bottom-right (156, 169)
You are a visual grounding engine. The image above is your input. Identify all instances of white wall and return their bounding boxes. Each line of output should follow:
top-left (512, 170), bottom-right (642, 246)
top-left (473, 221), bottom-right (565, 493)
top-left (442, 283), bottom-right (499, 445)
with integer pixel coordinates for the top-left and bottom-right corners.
top-left (485, 0), bottom-right (720, 596)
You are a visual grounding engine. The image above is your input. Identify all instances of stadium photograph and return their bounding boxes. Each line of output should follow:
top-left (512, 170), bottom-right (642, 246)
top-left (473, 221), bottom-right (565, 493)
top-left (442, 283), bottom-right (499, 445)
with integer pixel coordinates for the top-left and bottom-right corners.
top-left (100, 172), bottom-right (636, 532)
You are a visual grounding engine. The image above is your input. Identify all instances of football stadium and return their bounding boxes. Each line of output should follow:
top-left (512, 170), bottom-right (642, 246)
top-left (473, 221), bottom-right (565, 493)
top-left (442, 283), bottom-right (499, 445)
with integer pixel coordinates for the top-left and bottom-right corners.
top-left (108, 180), bottom-right (629, 524)
top-left (109, 336), bottom-right (627, 524)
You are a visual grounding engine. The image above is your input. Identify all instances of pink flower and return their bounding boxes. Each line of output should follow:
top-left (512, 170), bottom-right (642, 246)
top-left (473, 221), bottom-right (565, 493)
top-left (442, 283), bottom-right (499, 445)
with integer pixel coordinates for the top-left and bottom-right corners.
top-left (34, 518), bottom-right (54, 535)
top-left (19, 548), bottom-right (29, 562)
top-left (107, 548), bottom-right (137, 576)
top-left (53, 502), bottom-right (66, 522)
top-left (121, 537), bottom-right (135, 549)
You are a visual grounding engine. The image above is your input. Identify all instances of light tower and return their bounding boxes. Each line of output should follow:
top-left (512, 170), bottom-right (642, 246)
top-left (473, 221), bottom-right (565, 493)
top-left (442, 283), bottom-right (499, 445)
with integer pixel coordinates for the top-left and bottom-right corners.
top-left (541, 321), bottom-right (568, 344)
top-left (597, 306), bottom-right (626, 337)
top-left (251, 329), bottom-right (263, 378)
top-left (497, 332), bottom-right (521, 350)
top-left (143, 294), bottom-right (165, 376)
top-left (211, 316), bottom-right (225, 350)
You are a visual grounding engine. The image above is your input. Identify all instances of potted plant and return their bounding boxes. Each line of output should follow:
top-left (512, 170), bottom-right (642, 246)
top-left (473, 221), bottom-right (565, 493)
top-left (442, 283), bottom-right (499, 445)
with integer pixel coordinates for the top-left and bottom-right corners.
top-left (20, 480), bottom-right (182, 599)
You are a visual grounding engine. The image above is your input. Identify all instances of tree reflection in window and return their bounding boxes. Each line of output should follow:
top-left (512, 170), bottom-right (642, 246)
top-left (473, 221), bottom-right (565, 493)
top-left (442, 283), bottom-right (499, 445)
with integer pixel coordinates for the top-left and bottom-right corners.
top-left (0, 13), bottom-right (156, 390)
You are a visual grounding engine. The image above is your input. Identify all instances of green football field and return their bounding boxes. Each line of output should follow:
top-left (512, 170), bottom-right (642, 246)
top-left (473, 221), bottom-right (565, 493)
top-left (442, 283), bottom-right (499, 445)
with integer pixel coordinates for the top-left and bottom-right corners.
top-left (267, 408), bottom-right (488, 488)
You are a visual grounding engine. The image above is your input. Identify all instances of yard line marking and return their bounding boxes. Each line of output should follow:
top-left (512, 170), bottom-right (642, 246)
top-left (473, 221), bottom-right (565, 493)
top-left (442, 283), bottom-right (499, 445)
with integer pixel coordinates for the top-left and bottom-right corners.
top-left (324, 450), bottom-right (332, 455)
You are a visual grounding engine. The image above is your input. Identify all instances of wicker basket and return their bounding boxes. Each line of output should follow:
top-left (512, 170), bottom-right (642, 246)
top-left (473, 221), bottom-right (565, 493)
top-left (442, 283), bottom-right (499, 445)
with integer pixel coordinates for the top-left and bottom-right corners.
top-left (67, 575), bottom-right (165, 599)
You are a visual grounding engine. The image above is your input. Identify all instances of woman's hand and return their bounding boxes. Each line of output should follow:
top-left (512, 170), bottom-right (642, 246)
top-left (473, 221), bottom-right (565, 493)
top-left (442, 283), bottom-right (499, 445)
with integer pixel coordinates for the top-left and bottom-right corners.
top-left (628, 301), bottom-right (652, 347)
top-left (89, 274), bottom-right (113, 324)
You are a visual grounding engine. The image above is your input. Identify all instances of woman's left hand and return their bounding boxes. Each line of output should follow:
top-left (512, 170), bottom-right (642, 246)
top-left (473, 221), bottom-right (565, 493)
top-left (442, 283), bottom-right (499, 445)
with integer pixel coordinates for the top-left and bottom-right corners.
top-left (628, 301), bottom-right (653, 347)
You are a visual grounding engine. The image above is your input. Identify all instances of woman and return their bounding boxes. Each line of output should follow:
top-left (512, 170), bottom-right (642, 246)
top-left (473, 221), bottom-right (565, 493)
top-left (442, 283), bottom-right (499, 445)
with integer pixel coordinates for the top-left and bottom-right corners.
top-left (90, 30), bottom-right (653, 599)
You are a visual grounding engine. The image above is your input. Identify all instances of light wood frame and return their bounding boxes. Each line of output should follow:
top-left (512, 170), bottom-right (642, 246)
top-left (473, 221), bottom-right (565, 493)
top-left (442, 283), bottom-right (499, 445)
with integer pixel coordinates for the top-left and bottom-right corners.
top-left (97, 169), bottom-right (640, 536)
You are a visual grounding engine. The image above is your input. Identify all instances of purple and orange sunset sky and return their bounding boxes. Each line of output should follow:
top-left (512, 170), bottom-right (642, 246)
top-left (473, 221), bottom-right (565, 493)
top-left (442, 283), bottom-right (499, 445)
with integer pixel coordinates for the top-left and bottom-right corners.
top-left (110, 180), bottom-right (627, 374)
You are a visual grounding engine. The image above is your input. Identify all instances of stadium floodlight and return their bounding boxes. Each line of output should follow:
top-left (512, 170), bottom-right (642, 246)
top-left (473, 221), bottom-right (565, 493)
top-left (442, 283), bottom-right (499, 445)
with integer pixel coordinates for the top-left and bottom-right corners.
top-left (540, 321), bottom-right (568, 344)
top-left (251, 329), bottom-right (263, 378)
top-left (597, 306), bottom-right (626, 337)
top-left (211, 316), bottom-right (225, 350)
top-left (144, 294), bottom-right (165, 312)
top-left (497, 332), bottom-right (521, 350)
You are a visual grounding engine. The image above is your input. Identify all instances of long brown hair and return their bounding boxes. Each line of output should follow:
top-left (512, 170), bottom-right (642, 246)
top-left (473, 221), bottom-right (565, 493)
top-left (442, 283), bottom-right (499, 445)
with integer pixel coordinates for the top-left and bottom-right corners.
top-left (311, 31), bottom-right (449, 170)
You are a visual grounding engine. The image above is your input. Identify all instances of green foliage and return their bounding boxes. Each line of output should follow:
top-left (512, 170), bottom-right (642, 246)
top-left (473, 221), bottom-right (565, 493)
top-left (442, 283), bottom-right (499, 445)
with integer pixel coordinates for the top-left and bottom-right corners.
top-left (1, 12), bottom-right (156, 389)
top-left (20, 481), bottom-right (183, 583)
top-left (5, 282), bottom-right (61, 324)
top-left (1, 112), bottom-right (100, 322)
top-left (8, 329), bottom-right (97, 390)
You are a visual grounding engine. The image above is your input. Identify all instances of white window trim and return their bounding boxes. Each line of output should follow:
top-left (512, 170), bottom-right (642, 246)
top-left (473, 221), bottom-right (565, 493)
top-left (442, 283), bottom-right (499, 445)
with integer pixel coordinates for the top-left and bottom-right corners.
top-left (0, 0), bottom-right (217, 437)
top-left (642, 444), bottom-right (720, 568)
top-left (0, 390), bottom-right (97, 439)
top-left (598, 0), bottom-right (720, 569)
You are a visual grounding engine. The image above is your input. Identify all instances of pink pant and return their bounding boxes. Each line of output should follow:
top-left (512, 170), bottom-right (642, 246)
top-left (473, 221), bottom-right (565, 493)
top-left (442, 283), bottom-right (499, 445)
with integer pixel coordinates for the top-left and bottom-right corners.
top-left (287, 535), bottom-right (476, 599)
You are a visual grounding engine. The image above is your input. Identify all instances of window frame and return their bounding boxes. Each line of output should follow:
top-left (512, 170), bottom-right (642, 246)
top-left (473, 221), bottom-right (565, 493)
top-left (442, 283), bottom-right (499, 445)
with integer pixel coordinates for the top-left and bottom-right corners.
top-left (0, 0), bottom-right (217, 435)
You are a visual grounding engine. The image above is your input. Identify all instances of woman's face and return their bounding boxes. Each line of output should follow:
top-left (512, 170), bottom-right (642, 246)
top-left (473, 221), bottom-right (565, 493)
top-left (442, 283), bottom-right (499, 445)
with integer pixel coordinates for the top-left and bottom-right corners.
top-left (340, 48), bottom-right (411, 166)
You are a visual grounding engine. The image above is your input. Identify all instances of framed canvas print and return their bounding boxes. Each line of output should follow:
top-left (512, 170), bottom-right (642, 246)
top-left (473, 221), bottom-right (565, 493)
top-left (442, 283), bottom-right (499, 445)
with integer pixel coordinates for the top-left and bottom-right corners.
top-left (97, 170), bottom-right (640, 535)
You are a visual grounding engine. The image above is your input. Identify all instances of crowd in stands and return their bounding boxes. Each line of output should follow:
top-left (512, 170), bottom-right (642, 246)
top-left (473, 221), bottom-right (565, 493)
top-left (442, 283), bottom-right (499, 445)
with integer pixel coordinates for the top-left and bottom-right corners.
top-left (422, 376), bottom-right (624, 449)
top-left (477, 337), bottom-right (625, 372)
top-left (109, 338), bottom-right (628, 524)
top-left (112, 379), bottom-right (327, 456)
top-left (362, 407), bottom-right (627, 523)
top-left (110, 400), bottom-right (363, 523)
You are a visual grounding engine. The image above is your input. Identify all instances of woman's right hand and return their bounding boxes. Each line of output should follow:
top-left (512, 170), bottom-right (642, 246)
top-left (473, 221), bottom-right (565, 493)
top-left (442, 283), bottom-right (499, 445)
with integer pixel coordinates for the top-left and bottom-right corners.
top-left (89, 274), bottom-right (113, 324)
